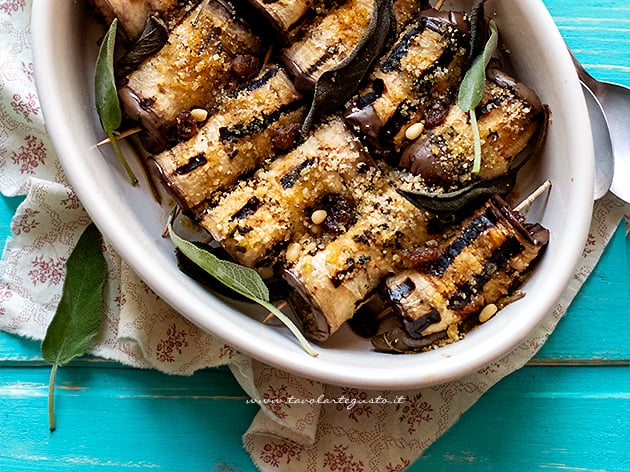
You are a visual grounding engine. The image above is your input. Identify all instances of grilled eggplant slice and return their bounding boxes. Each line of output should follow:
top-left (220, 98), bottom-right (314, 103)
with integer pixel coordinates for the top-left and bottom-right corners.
top-left (283, 164), bottom-right (431, 342)
top-left (375, 194), bottom-right (549, 353)
top-left (118, 0), bottom-right (263, 152)
top-left (345, 9), bottom-right (469, 158)
top-left (397, 65), bottom-right (545, 188)
top-left (90, 0), bottom-right (198, 43)
top-left (150, 65), bottom-right (305, 213)
top-left (245, 0), bottom-right (318, 44)
top-left (281, 0), bottom-right (376, 93)
top-left (197, 118), bottom-right (371, 273)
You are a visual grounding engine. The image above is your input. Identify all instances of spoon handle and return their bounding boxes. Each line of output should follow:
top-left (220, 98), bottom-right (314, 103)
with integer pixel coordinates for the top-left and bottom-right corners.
top-left (566, 47), bottom-right (599, 92)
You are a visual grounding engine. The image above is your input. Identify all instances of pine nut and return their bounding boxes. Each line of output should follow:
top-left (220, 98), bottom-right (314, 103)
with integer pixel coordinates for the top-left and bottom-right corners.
top-left (311, 209), bottom-right (328, 225)
top-left (285, 242), bottom-right (301, 263)
top-left (478, 303), bottom-right (498, 323)
top-left (190, 108), bottom-right (208, 122)
top-left (405, 122), bottom-right (425, 141)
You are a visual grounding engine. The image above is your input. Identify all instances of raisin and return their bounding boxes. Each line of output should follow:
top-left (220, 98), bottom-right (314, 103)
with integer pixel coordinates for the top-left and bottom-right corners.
top-left (231, 54), bottom-right (260, 81)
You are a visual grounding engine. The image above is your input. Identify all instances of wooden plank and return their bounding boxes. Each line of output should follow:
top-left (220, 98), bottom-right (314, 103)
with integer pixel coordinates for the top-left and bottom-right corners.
top-left (0, 195), bottom-right (22, 243)
top-left (544, 0), bottom-right (630, 85)
top-left (414, 366), bottom-right (630, 471)
top-left (535, 224), bottom-right (630, 361)
top-left (0, 366), bottom-right (258, 471)
top-left (1, 364), bottom-right (627, 471)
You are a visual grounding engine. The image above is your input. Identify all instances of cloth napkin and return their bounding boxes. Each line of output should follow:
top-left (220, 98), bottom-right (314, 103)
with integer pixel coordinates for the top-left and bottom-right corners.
top-left (1, 2), bottom-right (628, 470)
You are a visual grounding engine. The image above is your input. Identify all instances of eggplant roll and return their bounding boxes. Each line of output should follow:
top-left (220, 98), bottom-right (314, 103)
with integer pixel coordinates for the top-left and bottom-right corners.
top-left (397, 66), bottom-right (545, 188)
top-left (90, 0), bottom-right (198, 42)
top-left (378, 195), bottom-right (549, 352)
top-left (150, 65), bottom-right (305, 214)
top-left (245, 0), bottom-right (317, 44)
top-left (197, 118), bottom-right (371, 272)
top-left (118, 0), bottom-right (263, 152)
top-left (246, 0), bottom-right (427, 47)
top-left (345, 9), bottom-right (469, 157)
top-left (281, 0), bottom-right (375, 93)
top-left (283, 164), bottom-right (432, 342)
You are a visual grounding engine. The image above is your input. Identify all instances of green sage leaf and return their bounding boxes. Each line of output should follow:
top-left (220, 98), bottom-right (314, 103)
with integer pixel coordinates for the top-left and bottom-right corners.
top-left (167, 214), bottom-right (318, 357)
top-left (95, 19), bottom-right (122, 133)
top-left (465, 0), bottom-right (489, 71)
top-left (116, 13), bottom-right (169, 78)
top-left (42, 223), bottom-right (108, 431)
top-left (457, 19), bottom-right (498, 112)
top-left (301, 0), bottom-right (395, 134)
top-left (469, 108), bottom-right (482, 173)
top-left (397, 168), bottom-right (518, 214)
top-left (95, 19), bottom-right (139, 185)
top-left (457, 18), bottom-right (498, 174)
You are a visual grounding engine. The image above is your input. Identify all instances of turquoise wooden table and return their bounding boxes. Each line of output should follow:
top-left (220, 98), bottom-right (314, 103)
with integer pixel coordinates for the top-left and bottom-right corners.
top-left (1, 1), bottom-right (629, 470)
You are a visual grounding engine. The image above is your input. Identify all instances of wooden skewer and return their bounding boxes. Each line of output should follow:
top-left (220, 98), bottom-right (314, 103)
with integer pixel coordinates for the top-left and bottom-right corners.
top-left (262, 301), bottom-right (288, 324)
top-left (262, 46), bottom-right (273, 69)
top-left (96, 127), bottom-right (142, 147)
top-left (193, 0), bottom-right (211, 25)
top-left (514, 179), bottom-right (552, 213)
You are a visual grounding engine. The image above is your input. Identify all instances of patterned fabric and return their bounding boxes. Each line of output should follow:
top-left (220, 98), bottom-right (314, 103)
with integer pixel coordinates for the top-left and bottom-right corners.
top-left (1, 2), bottom-right (628, 470)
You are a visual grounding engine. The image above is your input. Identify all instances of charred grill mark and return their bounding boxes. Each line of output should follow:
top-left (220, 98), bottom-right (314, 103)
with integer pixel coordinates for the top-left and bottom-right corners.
top-left (175, 152), bottom-right (208, 175)
top-left (357, 255), bottom-right (371, 265)
top-left (255, 240), bottom-right (290, 269)
top-left (357, 161), bottom-right (371, 173)
top-left (280, 158), bottom-right (316, 188)
top-left (412, 46), bottom-right (458, 93)
top-left (381, 19), bottom-right (427, 73)
top-left (427, 208), bottom-right (499, 277)
top-left (355, 78), bottom-right (385, 108)
top-left (478, 96), bottom-right (506, 115)
top-left (230, 196), bottom-right (262, 221)
top-left (218, 100), bottom-right (305, 143)
top-left (387, 276), bottom-right (416, 302)
top-left (447, 237), bottom-right (523, 310)
top-left (353, 228), bottom-right (373, 245)
top-left (403, 308), bottom-right (441, 338)
top-left (330, 257), bottom-right (356, 288)
top-left (201, 167), bottom-right (259, 211)
top-left (234, 67), bottom-right (278, 94)
top-left (305, 46), bottom-right (339, 77)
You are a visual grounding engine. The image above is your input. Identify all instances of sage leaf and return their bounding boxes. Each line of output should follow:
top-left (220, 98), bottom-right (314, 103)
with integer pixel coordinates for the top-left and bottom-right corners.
top-left (42, 223), bottom-right (108, 431)
top-left (94, 19), bottom-right (139, 185)
top-left (457, 19), bottom-right (499, 174)
top-left (458, 19), bottom-right (498, 112)
top-left (301, 0), bottom-right (395, 134)
top-left (465, 0), bottom-right (489, 71)
top-left (116, 13), bottom-right (169, 78)
top-left (397, 104), bottom-right (550, 216)
top-left (167, 214), bottom-right (318, 357)
top-left (95, 19), bottom-right (122, 133)
top-left (397, 168), bottom-right (518, 214)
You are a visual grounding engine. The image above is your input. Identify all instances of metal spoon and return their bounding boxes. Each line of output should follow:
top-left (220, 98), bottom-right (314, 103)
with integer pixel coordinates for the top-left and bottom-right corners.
top-left (570, 50), bottom-right (630, 203)
top-left (580, 82), bottom-right (614, 200)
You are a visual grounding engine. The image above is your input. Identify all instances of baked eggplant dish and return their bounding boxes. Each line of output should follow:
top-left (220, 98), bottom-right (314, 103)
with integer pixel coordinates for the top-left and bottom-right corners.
top-left (90, 0), bottom-right (551, 354)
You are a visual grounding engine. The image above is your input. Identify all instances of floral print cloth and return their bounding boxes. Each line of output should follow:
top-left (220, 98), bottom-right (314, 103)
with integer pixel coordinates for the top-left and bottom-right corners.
top-left (1, 1), bottom-right (628, 471)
